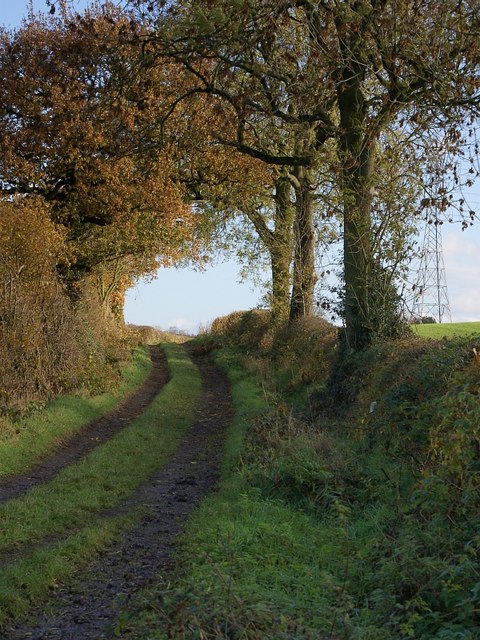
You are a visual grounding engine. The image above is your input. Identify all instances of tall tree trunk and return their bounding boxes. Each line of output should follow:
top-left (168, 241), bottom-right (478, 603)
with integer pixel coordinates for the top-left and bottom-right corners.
top-left (271, 174), bottom-right (294, 322)
top-left (342, 147), bottom-right (375, 350)
top-left (245, 173), bottom-right (294, 323)
top-left (95, 259), bottom-right (126, 325)
top-left (289, 166), bottom-right (317, 321)
top-left (338, 64), bottom-right (375, 350)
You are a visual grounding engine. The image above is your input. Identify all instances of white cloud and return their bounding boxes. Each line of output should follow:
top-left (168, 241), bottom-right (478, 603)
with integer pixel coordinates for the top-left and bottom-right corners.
top-left (164, 317), bottom-right (194, 332)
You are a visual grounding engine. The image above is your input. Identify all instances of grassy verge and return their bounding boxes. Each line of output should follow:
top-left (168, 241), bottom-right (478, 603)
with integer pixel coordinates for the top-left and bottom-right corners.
top-left (214, 348), bottom-right (268, 474)
top-left (0, 346), bottom-right (153, 479)
top-left (0, 342), bottom-right (201, 626)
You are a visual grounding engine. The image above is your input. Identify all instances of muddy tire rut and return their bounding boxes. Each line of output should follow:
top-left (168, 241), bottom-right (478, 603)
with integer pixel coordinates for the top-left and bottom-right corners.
top-left (6, 346), bottom-right (233, 639)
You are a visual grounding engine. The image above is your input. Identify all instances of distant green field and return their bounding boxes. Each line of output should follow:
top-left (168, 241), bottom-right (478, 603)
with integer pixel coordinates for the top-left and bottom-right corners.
top-left (410, 321), bottom-right (480, 339)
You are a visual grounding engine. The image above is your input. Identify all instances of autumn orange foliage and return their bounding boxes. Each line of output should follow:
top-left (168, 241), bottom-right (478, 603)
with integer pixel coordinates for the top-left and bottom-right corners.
top-left (0, 3), bottom-right (203, 410)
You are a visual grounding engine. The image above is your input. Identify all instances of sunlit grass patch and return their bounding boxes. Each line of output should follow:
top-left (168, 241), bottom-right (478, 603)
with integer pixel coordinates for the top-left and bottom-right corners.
top-left (0, 346), bottom-right (152, 479)
top-left (410, 321), bottom-right (480, 339)
top-left (0, 343), bottom-right (199, 554)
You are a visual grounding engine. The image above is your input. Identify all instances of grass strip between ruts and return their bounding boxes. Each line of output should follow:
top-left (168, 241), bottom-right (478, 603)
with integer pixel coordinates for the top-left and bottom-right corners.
top-left (0, 342), bottom-right (201, 625)
top-left (0, 346), bottom-right (153, 479)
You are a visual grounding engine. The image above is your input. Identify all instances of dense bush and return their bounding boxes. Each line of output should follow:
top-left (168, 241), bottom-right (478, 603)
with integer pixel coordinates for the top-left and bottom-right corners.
top-left (0, 199), bottom-right (133, 414)
top-left (211, 309), bottom-right (272, 349)
top-left (0, 199), bottom-right (82, 411)
top-left (272, 316), bottom-right (338, 392)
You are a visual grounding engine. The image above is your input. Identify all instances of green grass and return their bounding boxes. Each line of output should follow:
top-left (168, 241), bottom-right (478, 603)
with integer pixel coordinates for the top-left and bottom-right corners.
top-left (0, 346), bottom-right (153, 479)
top-left (4, 329), bottom-right (477, 637)
top-left (0, 342), bottom-right (201, 626)
top-left (410, 321), bottom-right (480, 339)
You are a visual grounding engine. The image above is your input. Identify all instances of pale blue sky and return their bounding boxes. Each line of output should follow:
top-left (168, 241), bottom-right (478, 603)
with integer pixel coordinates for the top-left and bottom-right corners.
top-left (2, 0), bottom-right (479, 332)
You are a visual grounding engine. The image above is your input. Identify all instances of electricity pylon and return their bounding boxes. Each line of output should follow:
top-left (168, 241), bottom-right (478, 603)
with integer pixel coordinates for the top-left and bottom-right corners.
top-left (412, 214), bottom-right (452, 323)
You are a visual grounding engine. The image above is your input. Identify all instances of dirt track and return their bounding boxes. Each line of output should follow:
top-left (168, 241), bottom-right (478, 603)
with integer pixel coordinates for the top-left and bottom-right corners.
top-left (5, 345), bottom-right (232, 639)
top-left (0, 345), bottom-right (170, 505)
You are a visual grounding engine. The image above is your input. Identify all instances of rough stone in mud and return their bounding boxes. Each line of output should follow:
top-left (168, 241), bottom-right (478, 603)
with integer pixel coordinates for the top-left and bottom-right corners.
top-left (7, 346), bottom-right (233, 640)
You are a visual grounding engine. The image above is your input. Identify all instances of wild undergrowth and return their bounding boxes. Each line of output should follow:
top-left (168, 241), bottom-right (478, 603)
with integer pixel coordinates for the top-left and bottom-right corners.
top-left (0, 342), bottom-right (200, 627)
top-left (117, 311), bottom-right (480, 640)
